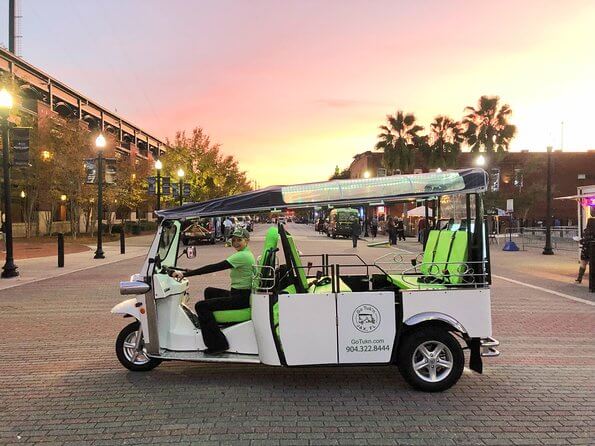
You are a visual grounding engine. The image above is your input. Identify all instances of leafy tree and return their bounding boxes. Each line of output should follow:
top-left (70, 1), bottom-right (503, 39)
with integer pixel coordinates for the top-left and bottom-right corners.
top-left (428, 116), bottom-right (464, 169)
top-left (160, 128), bottom-right (251, 207)
top-left (109, 159), bottom-right (149, 231)
top-left (329, 165), bottom-right (350, 180)
top-left (375, 111), bottom-right (424, 174)
top-left (463, 96), bottom-right (517, 153)
top-left (27, 114), bottom-right (92, 237)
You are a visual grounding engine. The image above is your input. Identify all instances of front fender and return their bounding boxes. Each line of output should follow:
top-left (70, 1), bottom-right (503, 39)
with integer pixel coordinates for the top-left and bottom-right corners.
top-left (404, 312), bottom-right (467, 334)
top-left (111, 298), bottom-right (140, 320)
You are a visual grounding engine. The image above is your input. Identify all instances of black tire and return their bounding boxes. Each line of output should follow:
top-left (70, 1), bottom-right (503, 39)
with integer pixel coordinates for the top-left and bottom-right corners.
top-left (332, 232), bottom-right (337, 239)
top-left (115, 321), bottom-right (162, 372)
top-left (397, 326), bottom-right (464, 392)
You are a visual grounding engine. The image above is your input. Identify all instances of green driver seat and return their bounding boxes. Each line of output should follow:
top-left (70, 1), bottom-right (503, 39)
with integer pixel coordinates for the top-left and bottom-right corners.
top-left (212, 226), bottom-right (279, 324)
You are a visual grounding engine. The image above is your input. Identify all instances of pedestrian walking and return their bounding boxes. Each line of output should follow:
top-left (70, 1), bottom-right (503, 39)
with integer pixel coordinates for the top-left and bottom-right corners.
top-left (387, 216), bottom-right (397, 246)
top-left (576, 218), bottom-right (594, 284)
top-left (396, 218), bottom-right (405, 241)
top-left (418, 218), bottom-right (427, 244)
top-left (0, 217), bottom-right (5, 253)
top-left (351, 218), bottom-right (362, 248)
top-left (370, 216), bottom-right (378, 239)
top-left (223, 216), bottom-right (233, 242)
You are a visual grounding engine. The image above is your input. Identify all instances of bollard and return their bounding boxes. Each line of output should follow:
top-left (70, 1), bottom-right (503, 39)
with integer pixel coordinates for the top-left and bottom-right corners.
top-left (57, 233), bottom-right (64, 268)
top-left (589, 241), bottom-right (594, 293)
top-left (120, 230), bottom-right (125, 255)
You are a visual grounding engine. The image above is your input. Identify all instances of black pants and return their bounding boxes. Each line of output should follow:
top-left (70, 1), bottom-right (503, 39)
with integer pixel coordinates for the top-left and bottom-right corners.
top-left (397, 229), bottom-right (405, 241)
top-left (388, 230), bottom-right (397, 245)
top-left (371, 226), bottom-right (377, 238)
top-left (352, 234), bottom-right (359, 247)
top-left (195, 287), bottom-right (251, 351)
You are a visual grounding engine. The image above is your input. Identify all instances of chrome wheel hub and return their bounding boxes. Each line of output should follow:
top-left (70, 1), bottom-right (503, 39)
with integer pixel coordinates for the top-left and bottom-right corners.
top-left (122, 330), bottom-right (150, 365)
top-left (412, 341), bottom-right (454, 383)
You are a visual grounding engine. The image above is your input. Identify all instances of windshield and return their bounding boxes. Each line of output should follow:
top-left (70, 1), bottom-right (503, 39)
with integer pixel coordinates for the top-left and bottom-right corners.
top-left (337, 213), bottom-right (358, 222)
top-left (157, 221), bottom-right (178, 268)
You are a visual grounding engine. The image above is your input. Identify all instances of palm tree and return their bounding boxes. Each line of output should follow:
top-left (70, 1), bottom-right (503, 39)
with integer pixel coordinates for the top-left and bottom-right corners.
top-left (429, 116), bottom-right (464, 168)
top-left (375, 111), bottom-right (424, 174)
top-left (463, 96), bottom-right (517, 153)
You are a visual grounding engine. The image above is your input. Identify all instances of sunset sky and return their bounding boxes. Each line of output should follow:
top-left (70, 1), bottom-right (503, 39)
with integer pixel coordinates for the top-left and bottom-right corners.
top-left (2, 1), bottom-right (594, 186)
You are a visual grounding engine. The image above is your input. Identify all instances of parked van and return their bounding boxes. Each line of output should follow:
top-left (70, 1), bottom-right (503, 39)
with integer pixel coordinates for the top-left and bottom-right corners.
top-left (326, 208), bottom-right (359, 238)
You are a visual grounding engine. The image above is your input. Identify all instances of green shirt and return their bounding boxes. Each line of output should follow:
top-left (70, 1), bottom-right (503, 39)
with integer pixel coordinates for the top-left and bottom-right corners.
top-left (226, 247), bottom-right (256, 289)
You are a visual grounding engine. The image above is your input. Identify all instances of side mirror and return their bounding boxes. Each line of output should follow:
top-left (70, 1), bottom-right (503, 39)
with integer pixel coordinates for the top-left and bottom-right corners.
top-left (186, 246), bottom-right (196, 259)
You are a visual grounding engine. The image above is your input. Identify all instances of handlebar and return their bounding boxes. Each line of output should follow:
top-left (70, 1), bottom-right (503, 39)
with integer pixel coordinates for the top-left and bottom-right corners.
top-left (162, 266), bottom-right (190, 276)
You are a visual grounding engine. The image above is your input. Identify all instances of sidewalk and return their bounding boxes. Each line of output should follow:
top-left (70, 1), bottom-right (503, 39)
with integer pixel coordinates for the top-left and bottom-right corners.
top-left (0, 235), bottom-right (154, 291)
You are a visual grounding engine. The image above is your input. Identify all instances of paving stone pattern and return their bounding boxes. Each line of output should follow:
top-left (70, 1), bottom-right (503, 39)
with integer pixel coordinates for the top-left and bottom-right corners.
top-left (0, 227), bottom-right (594, 445)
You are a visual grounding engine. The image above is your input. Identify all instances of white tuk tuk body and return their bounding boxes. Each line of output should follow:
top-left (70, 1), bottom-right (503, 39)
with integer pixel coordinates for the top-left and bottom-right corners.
top-left (112, 169), bottom-right (499, 391)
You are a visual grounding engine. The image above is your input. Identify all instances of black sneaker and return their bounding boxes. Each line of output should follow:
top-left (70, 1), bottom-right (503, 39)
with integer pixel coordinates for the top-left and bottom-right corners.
top-left (204, 347), bottom-right (227, 355)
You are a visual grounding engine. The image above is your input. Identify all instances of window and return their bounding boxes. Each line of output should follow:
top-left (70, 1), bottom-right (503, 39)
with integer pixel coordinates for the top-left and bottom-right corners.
top-left (514, 168), bottom-right (523, 190)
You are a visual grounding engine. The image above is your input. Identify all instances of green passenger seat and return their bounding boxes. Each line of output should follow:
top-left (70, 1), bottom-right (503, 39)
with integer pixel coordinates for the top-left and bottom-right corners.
top-left (285, 232), bottom-right (352, 294)
top-left (213, 226), bottom-right (279, 324)
top-left (388, 229), bottom-right (468, 290)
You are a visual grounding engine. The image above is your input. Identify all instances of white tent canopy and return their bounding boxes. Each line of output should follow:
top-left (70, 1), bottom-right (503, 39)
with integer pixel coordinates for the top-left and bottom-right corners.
top-left (406, 206), bottom-right (434, 217)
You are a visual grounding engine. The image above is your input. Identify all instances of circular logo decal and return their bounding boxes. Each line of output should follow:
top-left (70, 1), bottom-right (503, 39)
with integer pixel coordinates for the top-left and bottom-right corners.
top-left (352, 304), bottom-right (381, 333)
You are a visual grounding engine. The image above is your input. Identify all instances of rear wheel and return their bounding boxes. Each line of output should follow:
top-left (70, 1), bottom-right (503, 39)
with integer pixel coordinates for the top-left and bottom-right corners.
top-left (116, 321), bottom-right (162, 371)
top-left (397, 327), bottom-right (464, 392)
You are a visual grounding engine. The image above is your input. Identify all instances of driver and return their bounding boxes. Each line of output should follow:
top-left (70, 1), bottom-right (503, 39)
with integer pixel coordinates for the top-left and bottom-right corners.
top-left (172, 227), bottom-right (255, 354)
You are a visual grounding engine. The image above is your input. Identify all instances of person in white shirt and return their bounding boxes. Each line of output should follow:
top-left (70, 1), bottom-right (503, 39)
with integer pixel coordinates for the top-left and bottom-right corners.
top-left (223, 217), bottom-right (233, 241)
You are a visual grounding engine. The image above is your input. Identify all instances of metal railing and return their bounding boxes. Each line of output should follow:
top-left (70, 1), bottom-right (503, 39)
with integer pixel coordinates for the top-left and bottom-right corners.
top-left (519, 226), bottom-right (579, 251)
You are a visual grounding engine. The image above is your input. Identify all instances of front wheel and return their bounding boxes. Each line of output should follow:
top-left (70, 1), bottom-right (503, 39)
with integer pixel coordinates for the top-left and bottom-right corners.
top-left (397, 327), bottom-right (464, 392)
top-left (115, 321), bottom-right (162, 371)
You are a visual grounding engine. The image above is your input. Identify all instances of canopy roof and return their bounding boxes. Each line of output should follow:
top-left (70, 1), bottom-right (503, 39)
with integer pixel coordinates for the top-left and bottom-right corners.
top-left (156, 168), bottom-right (488, 220)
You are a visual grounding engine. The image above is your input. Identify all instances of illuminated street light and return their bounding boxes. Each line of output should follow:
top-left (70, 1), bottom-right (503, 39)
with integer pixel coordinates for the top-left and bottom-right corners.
top-left (94, 134), bottom-right (106, 259)
top-left (475, 154), bottom-right (486, 167)
top-left (41, 150), bottom-right (51, 161)
top-left (0, 88), bottom-right (13, 112)
top-left (20, 190), bottom-right (25, 199)
top-left (177, 168), bottom-right (185, 207)
top-left (0, 87), bottom-right (18, 278)
top-left (60, 194), bottom-right (67, 202)
top-left (436, 168), bottom-right (442, 173)
top-left (154, 159), bottom-right (163, 210)
top-left (363, 170), bottom-right (370, 179)
top-left (95, 133), bottom-right (107, 149)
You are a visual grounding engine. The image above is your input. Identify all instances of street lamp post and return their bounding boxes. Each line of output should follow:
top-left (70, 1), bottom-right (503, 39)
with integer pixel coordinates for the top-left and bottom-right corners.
top-left (177, 168), bottom-right (185, 207)
top-left (543, 146), bottom-right (554, 255)
top-left (0, 87), bottom-right (18, 278)
top-left (94, 133), bottom-right (106, 259)
top-left (155, 159), bottom-right (162, 210)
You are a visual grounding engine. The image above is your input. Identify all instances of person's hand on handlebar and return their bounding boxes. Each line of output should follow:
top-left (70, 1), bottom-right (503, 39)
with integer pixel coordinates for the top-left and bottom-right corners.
top-left (171, 270), bottom-right (184, 280)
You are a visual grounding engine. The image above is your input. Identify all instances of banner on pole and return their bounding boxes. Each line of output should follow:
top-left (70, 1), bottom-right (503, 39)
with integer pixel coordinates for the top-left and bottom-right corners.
top-left (183, 183), bottom-right (191, 197)
top-left (11, 127), bottom-right (32, 167)
top-left (147, 176), bottom-right (156, 195)
top-left (104, 158), bottom-right (117, 184)
top-left (84, 158), bottom-right (97, 184)
top-left (161, 177), bottom-right (171, 195)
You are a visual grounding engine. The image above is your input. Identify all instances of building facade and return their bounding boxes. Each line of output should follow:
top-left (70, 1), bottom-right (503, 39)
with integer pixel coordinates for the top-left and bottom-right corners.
top-left (347, 150), bottom-right (595, 223)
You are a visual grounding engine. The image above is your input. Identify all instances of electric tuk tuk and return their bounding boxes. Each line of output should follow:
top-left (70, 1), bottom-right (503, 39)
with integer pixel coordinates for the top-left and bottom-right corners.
top-left (112, 168), bottom-right (499, 392)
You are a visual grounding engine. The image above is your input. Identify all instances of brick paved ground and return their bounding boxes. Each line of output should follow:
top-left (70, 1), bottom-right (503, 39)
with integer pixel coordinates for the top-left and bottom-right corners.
top-left (0, 224), bottom-right (593, 445)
